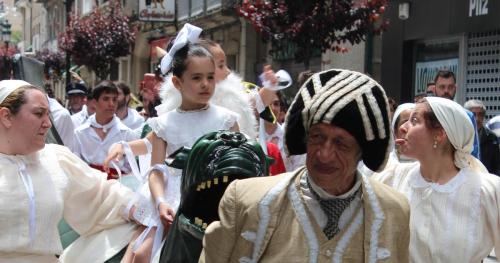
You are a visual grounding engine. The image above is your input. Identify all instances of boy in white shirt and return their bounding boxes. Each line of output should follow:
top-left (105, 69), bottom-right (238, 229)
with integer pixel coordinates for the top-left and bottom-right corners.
top-left (74, 81), bottom-right (139, 179)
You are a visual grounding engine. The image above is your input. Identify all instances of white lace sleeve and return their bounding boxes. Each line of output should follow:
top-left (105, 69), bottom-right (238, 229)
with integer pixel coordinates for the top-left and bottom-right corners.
top-left (146, 115), bottom-right (169, 142)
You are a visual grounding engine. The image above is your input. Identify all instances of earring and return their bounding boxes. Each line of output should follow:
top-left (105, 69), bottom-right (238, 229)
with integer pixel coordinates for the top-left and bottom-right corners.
top-left (433, 140), bottom-right (438, 149)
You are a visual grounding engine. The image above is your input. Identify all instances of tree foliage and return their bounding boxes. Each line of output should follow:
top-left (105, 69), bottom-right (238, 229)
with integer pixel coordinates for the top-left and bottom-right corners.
top-left (59, 0), bottom-right (135, 80)
top-left (236, 0), bottom-right (389, 63)
top-left (35, 49), bottom-right (66, 80)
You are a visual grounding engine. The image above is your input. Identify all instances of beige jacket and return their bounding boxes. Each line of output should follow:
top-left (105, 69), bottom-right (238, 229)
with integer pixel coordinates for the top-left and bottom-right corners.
top-left (200, 168), bottom-right (410, 263)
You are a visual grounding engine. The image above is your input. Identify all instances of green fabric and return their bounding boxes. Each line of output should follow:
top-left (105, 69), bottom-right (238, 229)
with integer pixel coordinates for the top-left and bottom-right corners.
top-left (58, 219), bottom-right (80, 249)
top-left (160, 131), bottom-right (271, 263)
top-left (140, 123), bottom-right (152, 139)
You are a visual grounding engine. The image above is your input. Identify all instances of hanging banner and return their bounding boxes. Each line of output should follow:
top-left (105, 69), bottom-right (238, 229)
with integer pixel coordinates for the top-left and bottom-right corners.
top-left (414, 58), bottom-right (459, 95)
top-left (138, 0), bottom-right (175, 22)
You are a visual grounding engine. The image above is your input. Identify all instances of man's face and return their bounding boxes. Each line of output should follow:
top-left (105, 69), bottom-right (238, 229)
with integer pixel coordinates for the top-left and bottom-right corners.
top-left (469, 106), bottom-right (485, 128)
top-left (434, 77), bottom-right (456, 100)
top-left (68, 94), bottom-right (86, 112)
top-left (306, 123), bottom-right (361, 189)
top-left (95, 92), bottom-right (118, 120)
top-left (116, 88), bottom-right (128, 109)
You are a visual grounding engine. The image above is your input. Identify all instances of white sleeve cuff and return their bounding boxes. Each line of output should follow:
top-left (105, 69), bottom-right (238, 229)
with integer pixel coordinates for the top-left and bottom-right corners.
top-left (254, 92), bottom-right (266, 114)
top-left (142, 138), bottom-right (153, 154)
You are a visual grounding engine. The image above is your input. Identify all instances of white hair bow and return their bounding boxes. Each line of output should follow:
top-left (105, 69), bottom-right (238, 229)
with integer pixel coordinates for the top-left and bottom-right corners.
top-left (160, 23), bottom-right (203, 75)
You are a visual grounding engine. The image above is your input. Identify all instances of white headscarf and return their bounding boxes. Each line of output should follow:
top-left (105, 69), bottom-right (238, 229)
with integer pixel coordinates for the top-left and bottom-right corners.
top-left (391, 103), bottom-right (415, 132)
top-left (426, 97), bottom-right (488, 173)
top-left (0, 80), bottom-right (32, 104)
top-left (390, 103), bottom-right (415, 162)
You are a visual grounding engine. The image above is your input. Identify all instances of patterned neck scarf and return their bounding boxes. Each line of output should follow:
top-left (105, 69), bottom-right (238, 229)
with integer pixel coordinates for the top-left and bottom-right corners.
top-left (306, 176), bottom-right (361, 239)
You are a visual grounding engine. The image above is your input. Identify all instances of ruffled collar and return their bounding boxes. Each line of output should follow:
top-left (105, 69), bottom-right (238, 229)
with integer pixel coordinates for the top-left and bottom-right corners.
top-left (409, 166), bottom-right (468, 193)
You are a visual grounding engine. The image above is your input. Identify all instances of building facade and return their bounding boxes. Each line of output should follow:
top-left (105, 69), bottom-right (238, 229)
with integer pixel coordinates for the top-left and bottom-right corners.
top-left (381, 0), bottom-right (500, 119)
top-left (13, 0), bottom-right (373, 100)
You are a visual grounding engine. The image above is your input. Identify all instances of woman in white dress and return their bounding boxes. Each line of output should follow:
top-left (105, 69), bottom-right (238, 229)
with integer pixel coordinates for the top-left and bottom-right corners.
top-left (0, 80), bottom-right (140, 262)
top-left (374, 97), bottom-right (500, 262)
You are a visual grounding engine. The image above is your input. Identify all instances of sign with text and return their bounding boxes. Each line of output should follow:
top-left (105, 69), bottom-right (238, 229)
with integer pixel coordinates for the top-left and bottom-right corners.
top-left (469, 0), bottom-right (489, 17)
top-left (415, 58), bottom-right (459, 95)
top-left (139, 0), bottom-right (175, 22)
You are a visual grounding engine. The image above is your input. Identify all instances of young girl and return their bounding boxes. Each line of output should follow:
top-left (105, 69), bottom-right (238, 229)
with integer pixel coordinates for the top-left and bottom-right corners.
top-left (111, 24), bottom-right (240, 262)
top-left (156, 38), bottom-right (277, 139)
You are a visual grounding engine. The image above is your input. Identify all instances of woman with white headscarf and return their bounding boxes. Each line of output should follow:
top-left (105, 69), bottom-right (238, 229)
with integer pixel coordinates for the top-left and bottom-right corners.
top-left (390, 103), bottom-right (415, 162)
top-left (0, 80), bottom-right (143, 262)
top-left (374, 97), bottom-right (500, 262)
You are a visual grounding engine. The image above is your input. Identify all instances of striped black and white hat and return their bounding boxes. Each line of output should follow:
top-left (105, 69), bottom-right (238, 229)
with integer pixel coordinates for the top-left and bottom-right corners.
top-left (284, 69), bottom-right (391, 172)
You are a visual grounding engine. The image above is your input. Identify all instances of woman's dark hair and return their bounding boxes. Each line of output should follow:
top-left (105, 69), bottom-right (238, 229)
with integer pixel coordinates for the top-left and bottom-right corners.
top-left (297, 70), bottom-right (315, 87)
top-left (147, 97), bottom-right (162, 118)
top-left (92, 80), bottom-right (118, 100)
top-left (169, 43), bottom-right (214, 78)
top-left (0, 85), bottom-right (41, 115)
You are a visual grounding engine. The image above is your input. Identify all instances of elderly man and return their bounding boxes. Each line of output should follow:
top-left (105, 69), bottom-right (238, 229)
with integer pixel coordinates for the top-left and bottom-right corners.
top-left (66, 82), bottom-right (88, 115)
top-left (199, 69), bottom-right (410, 262)
top-left (464, 99), bottom-right (500, 175)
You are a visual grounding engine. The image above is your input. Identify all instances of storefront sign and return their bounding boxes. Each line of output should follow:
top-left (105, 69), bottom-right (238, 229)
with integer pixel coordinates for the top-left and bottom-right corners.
top-left (469, 0), bottom-right (488, 17)
top-left (414, 58), bottom-right (459, 95)
top-left (139, 0), bottom-right (175, 22)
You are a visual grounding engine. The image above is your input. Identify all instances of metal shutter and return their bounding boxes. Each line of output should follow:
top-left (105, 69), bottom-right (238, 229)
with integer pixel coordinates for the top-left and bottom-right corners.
top-left (465, 30), bottom-right (500, 120)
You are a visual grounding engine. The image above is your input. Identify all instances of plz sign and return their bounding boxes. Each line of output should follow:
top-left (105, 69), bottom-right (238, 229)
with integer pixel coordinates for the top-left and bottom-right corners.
top-left (469, 0), bottom-right (488, 17)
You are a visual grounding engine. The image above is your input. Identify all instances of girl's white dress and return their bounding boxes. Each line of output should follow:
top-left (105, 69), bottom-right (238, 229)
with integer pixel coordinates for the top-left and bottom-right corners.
top-left (374, 162), bottom-right (500, 262)
top-left (147, 104), bottom-right (238, 211)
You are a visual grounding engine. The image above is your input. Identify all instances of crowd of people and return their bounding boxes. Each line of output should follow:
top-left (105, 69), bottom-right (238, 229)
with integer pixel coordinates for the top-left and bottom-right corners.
top-left (1, 22), bottom-right (500, 262)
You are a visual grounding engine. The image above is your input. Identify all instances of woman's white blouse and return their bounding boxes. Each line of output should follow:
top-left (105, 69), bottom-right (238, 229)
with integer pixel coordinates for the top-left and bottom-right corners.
top-left (0, 144), bottom-right (132, 262)
top-left (374, 162), bottom-right (500, 262)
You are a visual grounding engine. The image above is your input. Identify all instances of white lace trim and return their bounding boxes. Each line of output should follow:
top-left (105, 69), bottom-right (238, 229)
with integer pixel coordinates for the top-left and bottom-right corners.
top-left (465, 171), bottom-right (482, 260)
top-left (240, 173), bottom-right (295, 263)
top-left (361, 175), bottom-right (386, 263)
top-left (332, 209), bottom-right (364, 263)
top-left (288, 181), bottom-right (319, 263)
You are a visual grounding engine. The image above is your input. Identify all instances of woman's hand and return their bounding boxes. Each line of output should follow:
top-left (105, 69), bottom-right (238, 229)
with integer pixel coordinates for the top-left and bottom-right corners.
top-left (103, 143), bottom-right (125, 172)
top-left (158, 202), bottom-right (175, 228)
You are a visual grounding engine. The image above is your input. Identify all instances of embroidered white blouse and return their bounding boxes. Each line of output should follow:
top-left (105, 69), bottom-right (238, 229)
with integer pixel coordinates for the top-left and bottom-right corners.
top-left (374, 162), bottom-right (500, 262)
top-left (0, 144), bottom-right (132, 262)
